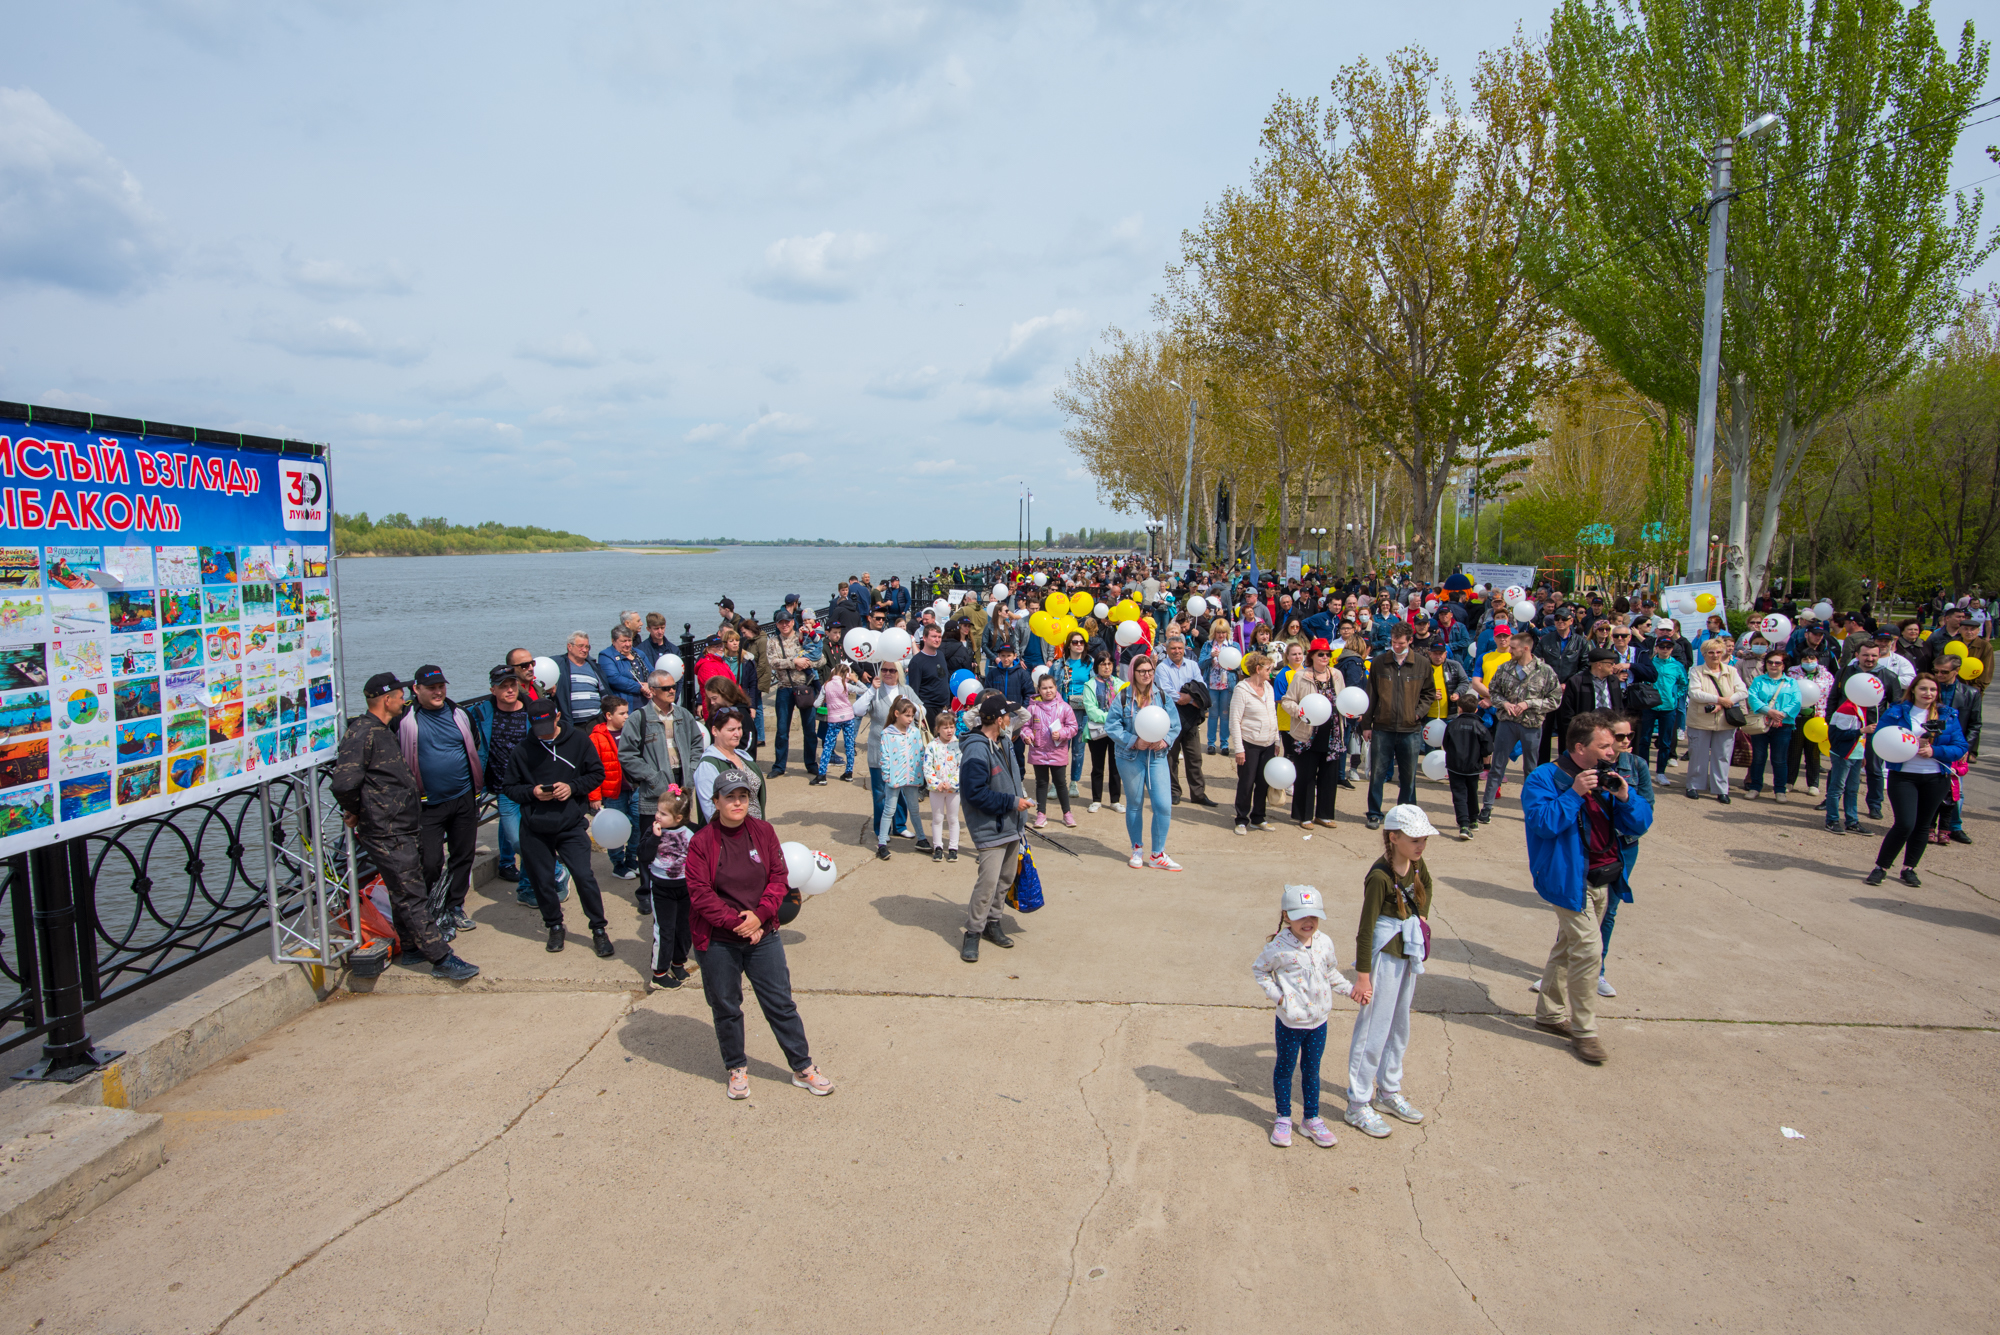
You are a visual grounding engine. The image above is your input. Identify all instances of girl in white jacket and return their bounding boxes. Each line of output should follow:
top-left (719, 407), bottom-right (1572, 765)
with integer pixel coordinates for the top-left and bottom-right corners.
top-left (1252, 883), bottom-right (1354, 1148)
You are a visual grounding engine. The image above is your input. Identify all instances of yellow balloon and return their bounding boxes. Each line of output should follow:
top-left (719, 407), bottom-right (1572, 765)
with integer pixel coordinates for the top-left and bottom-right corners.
top-left (1962, 657), bottom-right (1984, 681)
top-left (1044, 592), bottom-right (1067, 613)
top-left (1028, 611), bottom-right (1052, 640)
top-left (1945, 640), bottom-right (1969, 660)
top-left (1069, 591), bottom-right (1094, 618)
top-left (1694, 592), bottom-right (1717, 613)
top-left (1801, 716), bottom-right (1828, 745)
top-left (1108, 602), bottom-right (1135, 624)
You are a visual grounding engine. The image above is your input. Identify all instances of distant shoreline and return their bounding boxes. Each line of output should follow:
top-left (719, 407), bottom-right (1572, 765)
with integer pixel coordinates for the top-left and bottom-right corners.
top-left (337, 546), bottom-right (717, 558)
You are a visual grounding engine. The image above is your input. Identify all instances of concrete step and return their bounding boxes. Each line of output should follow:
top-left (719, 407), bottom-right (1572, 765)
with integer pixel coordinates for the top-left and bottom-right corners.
top-left (0, 1106), bottom-right (163, 1268)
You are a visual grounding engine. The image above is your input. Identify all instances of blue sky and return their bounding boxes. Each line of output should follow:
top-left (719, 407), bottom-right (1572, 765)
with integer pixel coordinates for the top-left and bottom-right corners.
top-left (1, 1), bottom-right (1993, 543)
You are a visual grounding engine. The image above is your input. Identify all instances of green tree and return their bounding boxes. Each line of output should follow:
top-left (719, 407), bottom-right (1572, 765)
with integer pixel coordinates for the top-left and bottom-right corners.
top-left (1541, 0), bottom-right (1993, 606)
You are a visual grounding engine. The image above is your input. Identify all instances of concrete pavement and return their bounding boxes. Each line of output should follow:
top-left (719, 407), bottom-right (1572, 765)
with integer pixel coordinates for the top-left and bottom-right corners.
top-left (0, 746), bottom-right (1994, 1332)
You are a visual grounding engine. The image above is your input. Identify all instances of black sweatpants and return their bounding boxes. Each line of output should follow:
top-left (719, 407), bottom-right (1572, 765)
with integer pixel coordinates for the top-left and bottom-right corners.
top-left (1785, 724), bottom-right (1823, 790)
top-left (1876, 770), bottom-right (1950, 872)
top-left (1034, 763), bottom-right (1071, 815)
top-left (697, 931), bottom-right (811, 1073)
top-left (418, 789), bottom-right (480, 912)
top-left (1290, 739), bottom-right (1338, 823)
top-left (520, 820), bottom-right (608, 930)
top-left (359, 831), bottom-right (447, 964)
top-left (650, 876), bottom-right (690, 976)
top-left (1088, 737), bottom-right (1122, 804)
top-left (1448, 772), bottom-right (1482, 829)
top-left (1235, 741), bottom-right (1276, 825)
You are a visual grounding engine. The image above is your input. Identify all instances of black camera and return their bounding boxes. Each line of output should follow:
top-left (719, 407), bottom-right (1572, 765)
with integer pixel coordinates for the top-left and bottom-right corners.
top-left (1595, 761), bottom-right (1626, 794)
top-left (1923, 720), bottom-right (1945, 737)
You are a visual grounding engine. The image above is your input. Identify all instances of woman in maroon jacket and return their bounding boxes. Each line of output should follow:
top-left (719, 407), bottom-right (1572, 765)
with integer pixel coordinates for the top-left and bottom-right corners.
top-left (685, 766), bottom-right (834, 1099)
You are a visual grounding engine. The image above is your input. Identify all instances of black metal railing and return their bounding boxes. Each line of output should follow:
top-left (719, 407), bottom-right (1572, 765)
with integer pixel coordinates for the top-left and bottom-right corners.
top-left (0, 764), bottom-right (347, 1072)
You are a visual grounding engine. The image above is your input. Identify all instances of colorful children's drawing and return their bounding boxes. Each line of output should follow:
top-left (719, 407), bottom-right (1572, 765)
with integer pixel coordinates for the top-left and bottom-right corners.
top-left (303, 581), bottom-right (331, 622)
top-left (239, 582), bottom-right (274, 616)
top-left (97, 546), bottom-right (155, 589)
top-left (44, 547), bottom-right (101, 590)
top-left (279, 723), bottom-right (305, 760)
top-left (166, 751), bottom-right (206, 793)
top-left (198, 546), bottom-right (238, 585)
top-left (65, 686), bottom-right (102, 727)
top-left (110, 634), bottom-right (158, 679)
top-left (0, 646), bottom-right (48, 690)
top-left (207, 702), bottom-right (244, 743)
top-left (0, 593), bottom-right (45, 644)
top-left (116, 761), bottom-right (160, 805)
top-left (108, 589), bottom-right (156, 633)
top-left (204, 626), bottom-right (241, 663)
top-left (51, 639), bottom-right (106, 684)
top-left (48, 591), bottom-right (109, 635)
top-left (245, 695), bottom-right (279, 731)
top-left (0, 738), bottom-right (51, 787)
top-left (238, 546), bottom-right (273, 583)
top-left (202, 586), bottom-right (242, 621)
top-left (0, 548), bottom-right (42, 590)
top-left (163, 668), bottom-right (206, 715)
top-left (162, 629), bottom-right (202, 670)
top-left (251, 732), bottom-right (277, 768)
top-left (302, 547), bottom-right (327, 578)
top-left (57, 729), bottom-right (113, 778)
top-left (244, 622), bottom-right (277, 657)
top-left (116, 717), bottom-right (162, 761)
top-left (274, 582), bottom-right (302, 617)
top-left (165, 712), bottom-right (206, 754)
top-left (273, 545), bottom-right (302, 580)
top-left (279, 689), bottom-right (307, 724)
top-left (0, 689), bottom-right (50, 739)
top-left (158, 589), bottom-right (202, 628)
top-left (305, 627), bottom-right (333, 668)
top-left (308, 718), bottom-right (335, 752)
top-left (0, 783), bottom-right (53, 836)
top-left (154, 547), bottom-right (201, 589)
top-left (113, 677), bottom-right (160, 722)
top-left (308, 675), bottom-right (334, 711)
top-left (209, 741), bottom-right (243, 781)
top-left (58, 774), bottom-right (110, 821)
top-left (206, 665), bottom-right (243, 706)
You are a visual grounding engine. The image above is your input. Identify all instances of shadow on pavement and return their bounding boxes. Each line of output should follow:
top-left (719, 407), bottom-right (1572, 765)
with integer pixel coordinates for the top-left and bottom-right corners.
top-left (1133, 1039), bottom-right (1276, 1128)
top-left (618, 1006), bottom-right (792, 1085)
top-left (1442, 876), bottom-right (1545, 911)
top-left (1853, 896), bottom-right (2000, 936)
top-left (872, 892), bottom-right (973, 946)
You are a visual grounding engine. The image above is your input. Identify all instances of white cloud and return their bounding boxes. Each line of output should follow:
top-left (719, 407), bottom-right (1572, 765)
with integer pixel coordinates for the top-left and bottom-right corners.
top-left (35, 388), bottom-right (113, 413)
top-left (283, 251), bottom-right (414, 298)
top-left (960, 384), bottom-right (1060, 430)
top-left (515, 332), bottom-right (609, 368)
top-left (345, 411), bottom-right (523, 441)
top-left (912, 457), bottom-right (965, 475)
top-left (0, 87), bottom-right (171, 295)
top-left (418, 371), bottom-right (508, 403)
top-left (599, 371), bottom-right (672, 402)
top-left (255, 315), bottom-right (426, 366)
top-left (740, 410), bottom-right (814, 440)
top-left (746, 231), bottom-right (885, 302)
top-left (978, 308), bottom-right (1083, 385)
top-left (684, 423), bottom-right (728, 442)
top-left (771, 451), bottom-right (813, 469)
top-left (865, 365), bottom-right (943, 399)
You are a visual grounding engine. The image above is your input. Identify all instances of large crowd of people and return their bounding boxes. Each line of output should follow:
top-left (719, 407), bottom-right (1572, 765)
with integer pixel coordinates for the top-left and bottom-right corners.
top-left (331, 554), bottom-right (1988, 1134)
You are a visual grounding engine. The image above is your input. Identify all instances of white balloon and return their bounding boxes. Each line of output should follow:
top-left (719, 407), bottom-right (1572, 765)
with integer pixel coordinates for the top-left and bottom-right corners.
top-left (1263, 756), bottom-right (1297, 789)
top-left (780, 840), bottom-right (815, 891)
top-left (1335, 686), bottom-right (1371, 718)
top-left (1761, 613), bottom-right (1792, 642)
top-left (1843, 673), bottom-right (1885, 707)
top-left (1421, 749), bottom-right (1449, 781)
top-left (1422, 719), bottom-right (1447, 747)
top-left (844, 627), bottom-right (875, 662)
top-left (1871, 726), bottom-right (1919, 763)
top-left (1813, 600), bottom-right (1835, 621)
top-left (1116, 620), bottom-right (1144, 647)
top-left (657, 652), bottom-right (684, 683)
top-left (1673, 594), bottom-right (1697, 614)
top-left (1512, 600), bottom-right (1538, 624)
top-left (802, 850), bottom-right (838, 895)
top-left (1424, 599), bottom-right (1439, 614)
top-left (1795, 678), bottom-right (1822, 708)
top-left (1300, 693), bottom-right (1333, 726)
top-left (1134, 704), bottom-right (1172, 743)
top-left (992, 583), bottom-right (1010, 601)
top-left (955, 676), bottom-right (984, 702)
top-left (1216, 645), bottom-right (1243, 672)
top-left (932, 599), bottom-right (950, 618)
top-left (1503, 585), bottom-right (1525, 604)
top-left (877, 626), bottom-right (913, 664)
top-left (589, 806), bottom-right (632, 850)
top-left (1186, 595), bottom-right (1208, 617)
top-left (1031, 663), bottom-right (1050, 681)
top-left (1094, 602), bottom-right (1111, 620)
top-left (532, 655), bottom-right (560, 690)
top-left (1032, 572), bottom-right (1048, 586)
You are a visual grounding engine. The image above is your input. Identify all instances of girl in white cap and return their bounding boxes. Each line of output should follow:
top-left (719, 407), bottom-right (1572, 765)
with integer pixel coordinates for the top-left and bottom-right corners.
top-left (1345, 803), bottom-right (1435, 1139)
top-left (1252, 883), bottom-right (1354, 1148)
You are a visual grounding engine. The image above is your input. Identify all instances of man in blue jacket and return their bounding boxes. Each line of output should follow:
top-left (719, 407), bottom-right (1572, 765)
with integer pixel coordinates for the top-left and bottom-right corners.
top-left (1521, 709), bottom-right (1653, 1065)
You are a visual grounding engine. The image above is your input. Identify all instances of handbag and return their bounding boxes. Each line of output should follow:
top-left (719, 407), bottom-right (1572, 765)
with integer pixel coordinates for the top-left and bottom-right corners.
top-left (1708, 669), bottom-right (1749, 728)
top-left (1006, 844), bottom-right (1045, 913)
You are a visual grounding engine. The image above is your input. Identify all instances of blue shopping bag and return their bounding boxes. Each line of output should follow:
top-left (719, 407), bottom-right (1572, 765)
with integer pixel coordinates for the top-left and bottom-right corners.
top-left (1010, 843), bottom-right (1045, 913)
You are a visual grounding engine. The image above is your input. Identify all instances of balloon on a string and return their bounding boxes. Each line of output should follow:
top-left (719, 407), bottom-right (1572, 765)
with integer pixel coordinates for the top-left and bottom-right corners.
top-left (1094, 602), bottom-right (1110, 620)
top-left (1216, 645), bottom-right (1243, 672)
top-left (781, 841), bottom-right (815, 891)
top-left (1300, 693), bottom-right (1333, 726)
top-left (1761, 613), bottom-right (1792, 642)
top-left (1422, 719), bottom-right (1447, 747)
top-left (949, 668), bottom-right (977, 695)
top-left (1512, 600), bottom-right (1537, 624)
top-left (1843, 673), bottom-right (1884, 707)
top-left (954, 676), bottom-right (983, 702)
top-left (843, 628), bottom-right (875, 663)
top-left (1812, 600), bottom-right (1835, 621)
top-left (1420, 750), bottom-right (1448, 781)
top-left (1186, 595), bottom-right (1208, 617)
top-left (1962, 657), bottom-right (1985, 681)
top-left (1116, 620), bottom-right (1144, 647)
top-left (1028, 611), bottom-right (1053, 641)
top-left (1945, 639), bottom-right (1970, 660)
top-left (1030, 664), bottom-right (1050, 682)
top-left (877, 627), bottom-right (913, 664)
top-left (1032, 572), bottom-right (1048, 587)
top-left (1335, 686), bottom-right (1370, 718)
top-left (532, 656), bottom-right (560, 690)
top-left (1502, 585), bottom-right (1525, 604)
top-left (1694, 592), bottom-right (1718, 613)
top-left (1872, 727), bottom-right (1919, 763)
top-left (1134, 705), bottom-right (1172, 743)
top-left (797, 847), bottom-right (838, 895)
top-left (991, 583), bottom-right (1010, 601)
top-left (1801, 716), bottom-right (1829, 745)
top-left (1424, 599), bottom-right (1439, 614)
top-left (589, 806), bottom-right (632, 850)
top-left (1794, 678), bottom-right (1822, 708)
top-left (1070, 591), bottom-right (1094, 618)
top-left (1263, 755), bottom-right (1296, 789)
top-left (1044, 592), bottom-right (1066, 614)
top-left (657, 652), bottom-right (684, 683)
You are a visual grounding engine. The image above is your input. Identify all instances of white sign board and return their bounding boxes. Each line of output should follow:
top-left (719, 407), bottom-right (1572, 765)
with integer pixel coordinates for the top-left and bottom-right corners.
top-left (1659, 582), bottom-right (1727, 642)
top-left (1462, 563), bottom-right (1537, 592)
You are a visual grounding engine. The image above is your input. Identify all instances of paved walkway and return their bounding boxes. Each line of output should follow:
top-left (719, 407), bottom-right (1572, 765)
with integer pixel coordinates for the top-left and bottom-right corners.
top-left (1, 751), bottom-right (1995, 1332)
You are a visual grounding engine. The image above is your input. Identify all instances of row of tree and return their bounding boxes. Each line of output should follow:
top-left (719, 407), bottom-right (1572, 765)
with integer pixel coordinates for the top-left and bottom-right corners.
top-left (332, 512), bottom-right (600, 557)
top-left (1060, 0), bottom-right (1995, 607)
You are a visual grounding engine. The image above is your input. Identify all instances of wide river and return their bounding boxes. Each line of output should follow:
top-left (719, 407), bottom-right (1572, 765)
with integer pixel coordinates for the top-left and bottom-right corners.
top-left (332, 547), bottom-right (1006, 705)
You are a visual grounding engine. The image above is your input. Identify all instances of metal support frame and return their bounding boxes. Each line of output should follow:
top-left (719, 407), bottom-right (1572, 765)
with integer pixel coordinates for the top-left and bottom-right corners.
top-left (261, 772), bottom-right (359, 972)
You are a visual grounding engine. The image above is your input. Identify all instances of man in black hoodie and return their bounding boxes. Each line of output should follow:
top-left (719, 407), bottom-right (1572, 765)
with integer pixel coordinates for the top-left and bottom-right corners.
top-left (502, 697), bottom-right (614, 957)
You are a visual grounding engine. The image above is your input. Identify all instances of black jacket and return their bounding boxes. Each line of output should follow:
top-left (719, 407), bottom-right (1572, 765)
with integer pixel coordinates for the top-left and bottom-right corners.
top-left (500, 723), bottom-right (605, 837)
top-left (1442, 713), bottom-right (1493, 776)
top-left (331, 712), bottom-right (421, 839)
top-left (1559, 669), bottom-right (1627, 721)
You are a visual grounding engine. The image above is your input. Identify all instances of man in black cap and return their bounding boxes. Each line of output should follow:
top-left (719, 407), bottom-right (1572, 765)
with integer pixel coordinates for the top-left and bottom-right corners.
top-left (500, 696), bottom-right (615, 957)
top-left (958, 689), bottom-right (1032, 964)
top-left (398, 665), bottom-right (483, 934)
top-left (1558, 647), bottom-right (1628, 725)
top-left (332, 673), bottom-right (479, 980)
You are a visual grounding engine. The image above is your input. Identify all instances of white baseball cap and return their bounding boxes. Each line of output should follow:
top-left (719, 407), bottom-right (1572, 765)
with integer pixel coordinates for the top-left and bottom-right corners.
top-left (1382, 804), bottom-right (1438, 838)
top-left (1280, 884), bottom-right (1326, 921)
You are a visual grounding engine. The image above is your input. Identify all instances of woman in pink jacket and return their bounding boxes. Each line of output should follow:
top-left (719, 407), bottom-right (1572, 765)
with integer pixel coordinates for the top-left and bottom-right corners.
top-left (1026, 672), bottom-right (1078, 828)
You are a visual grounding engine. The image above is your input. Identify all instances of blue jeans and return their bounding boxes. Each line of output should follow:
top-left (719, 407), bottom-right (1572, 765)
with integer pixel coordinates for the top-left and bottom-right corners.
top-left (1601, 841), bottom-right (1639, 966)
top-left (1274, 1017), bottom-right (1327, 1121)
top-left (1070, 730), bottom-right (1085, 783)
top-left (870, 766), bottom-right (917, 839)
top-left (1369, 728), bottom-right (1421, 819)
top-left (494, 793), bottom-right (566, 898)
top-left (1825, 750), bottom-right (1863, 826)
top-left (1637, 708), bottom-right (1683, 773)
top-left (1746, 725), bottom-right (1794, 794)
top-left (771, 686), bottom-right (815, 774)
top-left (1114, 747), bottom-right (1172, 855)
top-left (1206, 683), bottom-right (1235, 749)
top-left (819, 719), bottom-right (857, 775)
top-left (752, 700), bottom-right (766, 747)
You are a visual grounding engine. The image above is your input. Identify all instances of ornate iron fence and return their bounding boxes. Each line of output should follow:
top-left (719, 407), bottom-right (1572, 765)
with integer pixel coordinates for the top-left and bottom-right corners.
top-left (0, 762), bottom-right (356, 1075)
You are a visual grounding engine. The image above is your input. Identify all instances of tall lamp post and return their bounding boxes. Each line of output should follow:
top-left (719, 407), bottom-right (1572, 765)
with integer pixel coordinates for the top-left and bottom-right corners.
top-left (1309, 527), bottom-right (1327, 569)
top-left (1687, 110), bottom-right (1779, 590)
top-left (1168, 379), bottom-right (1197, 568)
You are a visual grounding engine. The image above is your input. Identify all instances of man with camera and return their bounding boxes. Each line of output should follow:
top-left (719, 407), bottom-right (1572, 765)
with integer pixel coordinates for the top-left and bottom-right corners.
top-left (1521, 710), bottom-right (1654, 1065)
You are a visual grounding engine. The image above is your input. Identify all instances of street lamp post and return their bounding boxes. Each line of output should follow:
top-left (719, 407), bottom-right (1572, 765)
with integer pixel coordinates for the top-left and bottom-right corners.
top-left (1168, 379), bottom-right (1196, 568)
top-left (1309, 527), bottom-right (1327, 569)
top-left (1687, 110), bottom-right (1779, 591)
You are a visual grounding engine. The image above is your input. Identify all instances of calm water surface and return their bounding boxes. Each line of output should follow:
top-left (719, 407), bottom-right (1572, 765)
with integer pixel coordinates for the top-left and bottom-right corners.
top-left (333, 547), bottom-right (1003, 704)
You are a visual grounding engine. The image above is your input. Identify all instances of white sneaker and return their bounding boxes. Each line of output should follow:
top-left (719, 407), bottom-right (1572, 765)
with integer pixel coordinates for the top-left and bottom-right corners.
top-left (1088, 801), bottom-right (1101, 813)
top-left (1597, 975), bottom-right (1616, 997)
top-left (1114, 801), bottom-right (1125, 813)
top-left (1808, 784), bottom-right (1822, 797)
top-left (1147, 852), bottom-right (1182, 872)
top-left (1235, 823), bottom-right (1248, 836)
top-left (1529, 977), bottom-right (1541, 992)
top-left (1128, 846), bottom-right (1144, 869)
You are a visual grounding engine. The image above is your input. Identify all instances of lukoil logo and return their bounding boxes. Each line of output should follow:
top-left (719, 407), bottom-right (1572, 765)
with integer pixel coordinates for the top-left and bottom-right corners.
top-left (279, 460), bottom-right (328, 531)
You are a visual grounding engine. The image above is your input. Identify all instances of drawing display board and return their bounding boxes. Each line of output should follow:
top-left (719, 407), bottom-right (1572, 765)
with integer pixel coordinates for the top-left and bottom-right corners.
top-left (0, 413), bottom-right (335, 852)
